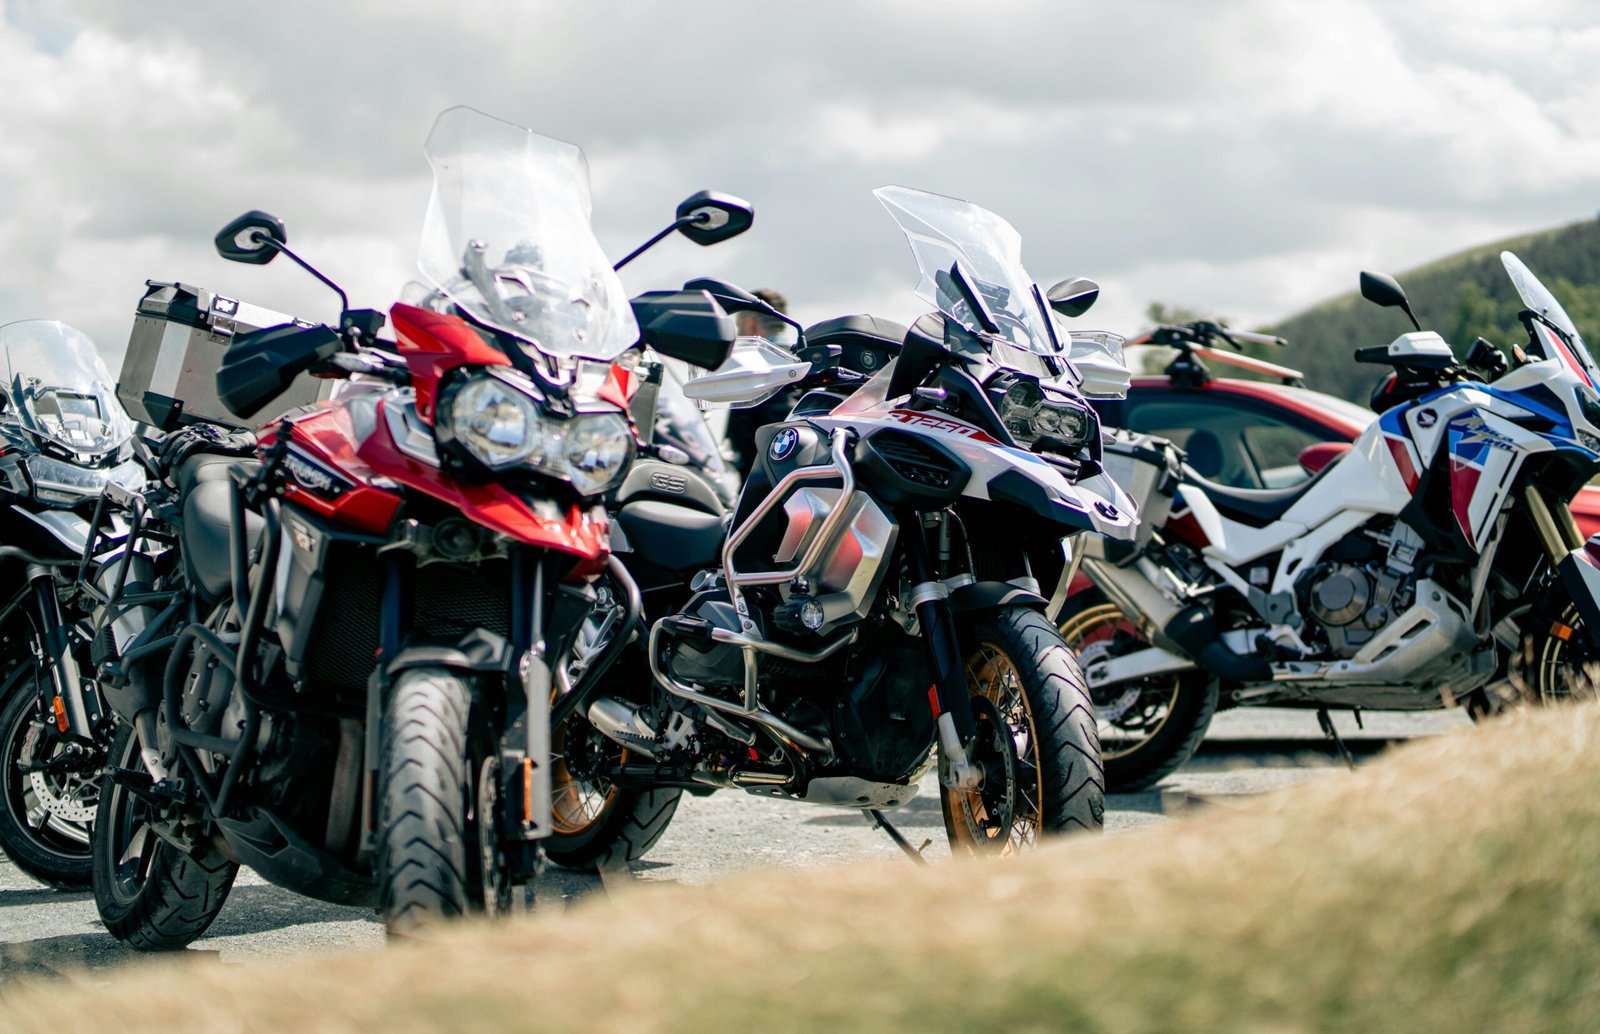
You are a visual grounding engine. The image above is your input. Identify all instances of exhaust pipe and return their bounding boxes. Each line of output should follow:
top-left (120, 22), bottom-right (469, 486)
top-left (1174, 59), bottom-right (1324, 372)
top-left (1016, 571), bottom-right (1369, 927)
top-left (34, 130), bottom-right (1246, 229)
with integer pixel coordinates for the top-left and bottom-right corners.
top-left (1163, 604), bottom-right (1273, 682)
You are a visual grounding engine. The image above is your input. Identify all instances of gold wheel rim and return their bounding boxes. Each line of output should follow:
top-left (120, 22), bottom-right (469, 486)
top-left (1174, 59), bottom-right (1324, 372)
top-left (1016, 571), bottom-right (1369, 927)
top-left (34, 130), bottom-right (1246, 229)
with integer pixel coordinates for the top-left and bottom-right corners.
top-left (549, 708), bottom-right (624, 837)
top-left (945, 640), bottom-right (1043, 855)
top-left (1060, 602), bottom-right (1180, 760)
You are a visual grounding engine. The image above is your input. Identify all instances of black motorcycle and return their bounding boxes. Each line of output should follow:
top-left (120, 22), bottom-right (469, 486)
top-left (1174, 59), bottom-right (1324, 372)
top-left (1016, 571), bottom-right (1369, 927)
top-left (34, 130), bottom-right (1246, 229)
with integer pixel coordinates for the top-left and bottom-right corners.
top-left (0, 320), bottom-right (147, 888)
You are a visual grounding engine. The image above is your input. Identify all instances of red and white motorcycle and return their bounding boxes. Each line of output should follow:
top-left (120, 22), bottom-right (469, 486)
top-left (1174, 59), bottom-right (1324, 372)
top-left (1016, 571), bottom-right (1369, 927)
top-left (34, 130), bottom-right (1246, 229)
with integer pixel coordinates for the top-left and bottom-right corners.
top-left (1064, 255), bottom-right (1600, 789)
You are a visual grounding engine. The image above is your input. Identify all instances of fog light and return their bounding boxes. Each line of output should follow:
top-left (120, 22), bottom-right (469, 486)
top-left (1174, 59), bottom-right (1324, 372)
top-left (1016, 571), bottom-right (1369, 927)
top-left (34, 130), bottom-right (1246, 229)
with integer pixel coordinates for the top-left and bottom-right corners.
top-left (800, 598), bottom-right (825, 630)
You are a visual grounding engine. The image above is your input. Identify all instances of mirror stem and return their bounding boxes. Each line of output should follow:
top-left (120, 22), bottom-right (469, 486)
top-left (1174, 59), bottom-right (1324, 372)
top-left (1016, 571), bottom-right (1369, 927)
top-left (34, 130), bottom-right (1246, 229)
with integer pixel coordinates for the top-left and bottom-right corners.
top-left (259, 236), bottom-right (350, 316)
top-left (613, 220), bottom-right (686, 272)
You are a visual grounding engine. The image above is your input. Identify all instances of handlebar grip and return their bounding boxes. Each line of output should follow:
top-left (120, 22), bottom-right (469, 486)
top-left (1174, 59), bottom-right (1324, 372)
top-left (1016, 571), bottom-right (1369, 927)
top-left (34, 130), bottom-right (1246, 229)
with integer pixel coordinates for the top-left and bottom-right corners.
top-left (1353, 345), bottom-right (1391, 363)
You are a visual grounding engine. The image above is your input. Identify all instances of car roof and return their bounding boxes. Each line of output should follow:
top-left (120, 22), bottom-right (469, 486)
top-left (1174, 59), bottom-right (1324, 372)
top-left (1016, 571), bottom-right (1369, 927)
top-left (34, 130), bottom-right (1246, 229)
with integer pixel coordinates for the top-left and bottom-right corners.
top-left (1128, 376), bottom-right (1376, 436)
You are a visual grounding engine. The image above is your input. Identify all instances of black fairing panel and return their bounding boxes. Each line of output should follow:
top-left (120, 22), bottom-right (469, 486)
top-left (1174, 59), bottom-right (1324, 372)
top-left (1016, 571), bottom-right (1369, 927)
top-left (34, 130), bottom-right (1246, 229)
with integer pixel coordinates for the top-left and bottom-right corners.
top-left (853, 427), bottom-right (970, 508)
top-left (615, 500), bottom-right (726, 574)
top-left (612, 459), bottom-right (725, 515)
top-left (177, 454), bottom-right (260, 604)
top-left (731, 421), bottom-right (834, 527)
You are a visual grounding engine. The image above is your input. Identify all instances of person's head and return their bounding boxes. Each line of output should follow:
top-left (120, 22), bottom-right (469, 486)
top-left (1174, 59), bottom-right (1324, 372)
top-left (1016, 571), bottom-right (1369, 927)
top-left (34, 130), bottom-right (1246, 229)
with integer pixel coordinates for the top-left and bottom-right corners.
top-left (735, 288), bottom-right (789, 339)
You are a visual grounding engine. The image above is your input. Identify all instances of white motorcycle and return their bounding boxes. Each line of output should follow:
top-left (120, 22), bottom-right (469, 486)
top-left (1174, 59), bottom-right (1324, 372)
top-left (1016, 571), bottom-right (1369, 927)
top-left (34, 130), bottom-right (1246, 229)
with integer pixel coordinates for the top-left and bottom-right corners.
top-left (1064, 252), bottom-right (1600, 789)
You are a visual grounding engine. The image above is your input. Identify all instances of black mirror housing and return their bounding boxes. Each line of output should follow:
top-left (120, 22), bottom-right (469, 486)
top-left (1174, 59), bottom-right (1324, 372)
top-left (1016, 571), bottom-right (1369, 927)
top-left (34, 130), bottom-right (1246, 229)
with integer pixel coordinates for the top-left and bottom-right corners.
top-left (631, 289), bottom-right (738, 368)
top-left (215, 323), bottom-right (341, 419)
top-left (675, 191), bottom-right (755, 246)
top-left (1046, 277), bottom-right (1100, 318)
top-left (1359, 271), bottom-right (1408, 309)
top-left (1359, 270), bottom-right (1421, 330)
top-left (215, 210), bottom-right (288, 266)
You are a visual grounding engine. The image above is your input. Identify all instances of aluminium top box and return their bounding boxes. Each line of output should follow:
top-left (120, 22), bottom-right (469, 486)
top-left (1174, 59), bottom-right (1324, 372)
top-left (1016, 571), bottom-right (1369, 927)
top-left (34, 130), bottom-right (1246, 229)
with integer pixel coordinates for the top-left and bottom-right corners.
top-left (1100, 430), bottom-right (1183, 550)
top-left (119, 280), bottom-right (330, 431)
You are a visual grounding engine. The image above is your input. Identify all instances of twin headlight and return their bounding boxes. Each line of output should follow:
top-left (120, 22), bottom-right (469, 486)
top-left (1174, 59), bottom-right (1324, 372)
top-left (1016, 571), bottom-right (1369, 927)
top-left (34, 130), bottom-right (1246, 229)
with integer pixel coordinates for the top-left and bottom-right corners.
top-left (998, 378), bottom-right (1096, 452)
top-left (438, 372), bottom-right (633, 496)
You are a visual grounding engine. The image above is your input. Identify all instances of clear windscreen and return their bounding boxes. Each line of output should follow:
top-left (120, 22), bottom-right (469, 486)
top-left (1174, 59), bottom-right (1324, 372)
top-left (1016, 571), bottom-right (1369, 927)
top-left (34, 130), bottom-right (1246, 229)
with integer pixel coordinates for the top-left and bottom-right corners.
top-left (418, 106), bottom-right (640, 362)
top-left (0, 321), bottom-right (132, 455)
top-left (1502, 251), bottom-right (1599, 384)
top-left (875, 185), bottom-right (1058, 356)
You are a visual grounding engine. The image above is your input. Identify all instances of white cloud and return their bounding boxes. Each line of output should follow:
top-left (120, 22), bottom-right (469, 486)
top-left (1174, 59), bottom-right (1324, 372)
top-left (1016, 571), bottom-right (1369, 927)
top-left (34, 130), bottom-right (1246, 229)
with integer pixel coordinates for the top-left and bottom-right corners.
top-left (0, 0), bottom-right (1593, 377)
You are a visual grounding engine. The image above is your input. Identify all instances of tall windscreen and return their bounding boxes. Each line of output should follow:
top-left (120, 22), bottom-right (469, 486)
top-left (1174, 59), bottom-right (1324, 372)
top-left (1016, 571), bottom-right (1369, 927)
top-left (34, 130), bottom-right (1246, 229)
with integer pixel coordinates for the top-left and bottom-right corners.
top-left (418, 107), bottom-right (639, 361)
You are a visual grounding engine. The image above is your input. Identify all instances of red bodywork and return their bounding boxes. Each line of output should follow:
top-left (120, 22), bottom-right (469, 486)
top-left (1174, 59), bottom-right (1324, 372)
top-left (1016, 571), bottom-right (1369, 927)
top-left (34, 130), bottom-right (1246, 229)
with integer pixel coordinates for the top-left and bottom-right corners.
top-left (260, 304), bottom-right (612, 575)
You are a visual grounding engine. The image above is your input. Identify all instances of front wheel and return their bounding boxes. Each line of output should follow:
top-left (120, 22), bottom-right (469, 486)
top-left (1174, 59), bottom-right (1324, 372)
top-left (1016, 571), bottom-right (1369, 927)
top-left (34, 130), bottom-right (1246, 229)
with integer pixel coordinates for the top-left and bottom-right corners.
top-left (0, 665), bottom-right (96, 889)
top-left (378, 668), bottom-right (510, 932)
top-left (1519, 603), bottom-right (1600, 705)
top-left (1058, 589), bottom-right (1219, 791)
top-left (941, 607), bottom-right (1103, 856)
top-left (91, 724), bottom-right (237, 950)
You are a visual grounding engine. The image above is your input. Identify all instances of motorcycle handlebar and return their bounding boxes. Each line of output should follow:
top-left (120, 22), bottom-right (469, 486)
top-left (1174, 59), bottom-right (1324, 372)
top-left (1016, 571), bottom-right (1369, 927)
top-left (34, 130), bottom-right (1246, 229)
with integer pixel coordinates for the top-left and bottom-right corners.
top-left (1225, 329), bottom-right (1288, 347)
top-left (1353, 345), bottom-right (1392, 364)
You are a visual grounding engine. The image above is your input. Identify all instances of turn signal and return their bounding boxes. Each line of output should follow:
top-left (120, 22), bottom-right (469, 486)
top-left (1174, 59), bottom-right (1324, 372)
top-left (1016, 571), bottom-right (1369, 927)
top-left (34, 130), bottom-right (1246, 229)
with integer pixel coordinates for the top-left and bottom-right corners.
top-left (51, 696), bottom-right (67, 732)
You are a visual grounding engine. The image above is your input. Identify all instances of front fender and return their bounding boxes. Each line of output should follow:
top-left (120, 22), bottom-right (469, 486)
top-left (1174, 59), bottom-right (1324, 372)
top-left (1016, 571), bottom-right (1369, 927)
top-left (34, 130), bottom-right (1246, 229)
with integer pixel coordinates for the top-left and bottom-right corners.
top-left (948, 580), bottom-right (1049, 615)
top-left (985, 461), bottom-right (1139, 539)
top-left (383, 628), bottom-right (511, 680)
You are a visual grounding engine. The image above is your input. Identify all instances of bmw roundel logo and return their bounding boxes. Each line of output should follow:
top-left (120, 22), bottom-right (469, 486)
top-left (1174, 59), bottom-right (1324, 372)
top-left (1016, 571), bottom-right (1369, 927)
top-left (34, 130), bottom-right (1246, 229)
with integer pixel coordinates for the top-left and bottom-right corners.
top-left (770, 427), bottom-right (800, 461)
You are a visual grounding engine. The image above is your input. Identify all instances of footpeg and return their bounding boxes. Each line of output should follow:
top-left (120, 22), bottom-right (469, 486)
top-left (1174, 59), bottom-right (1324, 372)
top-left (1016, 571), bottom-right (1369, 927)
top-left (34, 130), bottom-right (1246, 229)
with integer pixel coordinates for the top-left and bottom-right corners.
top-left (587, 697), bottom-right (660, 758)
top-left (109, 767), bottom-right (192, 807)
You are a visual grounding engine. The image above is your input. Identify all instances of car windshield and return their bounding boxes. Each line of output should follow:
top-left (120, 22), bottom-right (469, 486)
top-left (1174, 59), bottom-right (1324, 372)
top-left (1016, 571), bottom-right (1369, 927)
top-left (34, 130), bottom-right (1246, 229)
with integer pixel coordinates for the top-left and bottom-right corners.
top-left (1502, 251), bottom-right (1600, 385)
top-left (418, 106), bottom-right (639, 362)
top-left (0, 321), bottom-right (131, 455)
top-left (875, 185), bottom-right (1058, 356)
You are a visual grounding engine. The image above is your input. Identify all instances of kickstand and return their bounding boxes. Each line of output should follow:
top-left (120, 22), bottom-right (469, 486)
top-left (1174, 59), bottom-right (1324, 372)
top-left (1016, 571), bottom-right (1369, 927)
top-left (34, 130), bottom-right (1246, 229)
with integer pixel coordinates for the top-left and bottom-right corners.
top-left (1317, 708), bottom-right (1357, 771)
top-left (866, 809), bottom-right (930, 866)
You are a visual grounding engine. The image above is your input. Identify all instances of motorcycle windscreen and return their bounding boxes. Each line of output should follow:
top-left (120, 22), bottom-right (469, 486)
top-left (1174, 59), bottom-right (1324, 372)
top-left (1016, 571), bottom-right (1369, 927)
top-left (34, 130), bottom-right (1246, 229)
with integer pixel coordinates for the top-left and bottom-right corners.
top-left (1503, 251), bottom-right (1599, 388)
top-left (874, 185), bottom-right (1059, 358)
top-left (417, 106), bottom-right (639, 363)
top-left (0, 320), bottom-right (133, 456)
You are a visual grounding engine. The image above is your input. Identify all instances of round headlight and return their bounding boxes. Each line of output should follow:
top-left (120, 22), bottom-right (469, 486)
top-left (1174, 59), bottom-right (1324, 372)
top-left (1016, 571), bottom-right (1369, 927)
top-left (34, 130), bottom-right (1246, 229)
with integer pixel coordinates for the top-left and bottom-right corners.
top-left (450, 376), bottom-right (549, 469)
top-left (564, 413), bottom-right (633, 495)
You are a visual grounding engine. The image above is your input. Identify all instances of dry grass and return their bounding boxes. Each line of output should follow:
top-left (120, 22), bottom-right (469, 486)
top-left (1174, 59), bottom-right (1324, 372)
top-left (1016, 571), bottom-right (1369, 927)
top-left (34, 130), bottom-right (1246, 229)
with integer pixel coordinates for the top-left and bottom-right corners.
top-left (7, 702), bottom-right (1600, 1033)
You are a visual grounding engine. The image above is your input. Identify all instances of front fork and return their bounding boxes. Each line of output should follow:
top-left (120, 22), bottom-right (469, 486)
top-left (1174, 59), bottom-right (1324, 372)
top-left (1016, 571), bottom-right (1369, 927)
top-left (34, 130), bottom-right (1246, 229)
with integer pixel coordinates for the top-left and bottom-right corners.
top-left (28, 564), bottom-right (97, 744)
top-left (903, 516), bottom-right (982, 790)
top-left (1525, 485), bottom-right (1600, 648)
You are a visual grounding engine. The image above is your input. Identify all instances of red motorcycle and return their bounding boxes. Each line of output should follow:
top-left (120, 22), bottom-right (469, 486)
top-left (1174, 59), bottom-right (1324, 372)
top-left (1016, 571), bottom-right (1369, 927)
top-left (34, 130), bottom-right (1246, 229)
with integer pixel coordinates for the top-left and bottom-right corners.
top-left (85, 107), bottom-right (750, 945)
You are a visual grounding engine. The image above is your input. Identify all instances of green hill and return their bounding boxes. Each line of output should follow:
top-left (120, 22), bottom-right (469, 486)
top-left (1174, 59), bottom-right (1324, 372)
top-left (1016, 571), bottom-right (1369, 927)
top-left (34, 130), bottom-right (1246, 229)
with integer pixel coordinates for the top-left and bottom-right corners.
top-left (1258, 216), bottom-right (1600, 403)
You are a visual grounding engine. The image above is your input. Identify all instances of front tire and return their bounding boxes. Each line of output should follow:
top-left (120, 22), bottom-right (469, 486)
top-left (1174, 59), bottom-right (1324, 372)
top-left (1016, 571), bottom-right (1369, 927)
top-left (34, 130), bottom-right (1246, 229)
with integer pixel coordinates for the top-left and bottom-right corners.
top-left (0, 666), bottom-right (95, 889)
top-left (378, 668), bottom-right (507, 932)
top-left (91, 724), bottom-right (237, 950)
top-left (941, 607), bottom-right (1103, 855)
top-left (1059, 589), bottom-right (1219, 791)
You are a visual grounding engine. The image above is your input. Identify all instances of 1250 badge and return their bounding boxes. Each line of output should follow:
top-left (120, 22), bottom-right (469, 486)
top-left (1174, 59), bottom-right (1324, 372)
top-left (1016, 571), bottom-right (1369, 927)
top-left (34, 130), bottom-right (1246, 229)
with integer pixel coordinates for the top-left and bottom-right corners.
top-left (885, 410), bottom-right (1000, 444)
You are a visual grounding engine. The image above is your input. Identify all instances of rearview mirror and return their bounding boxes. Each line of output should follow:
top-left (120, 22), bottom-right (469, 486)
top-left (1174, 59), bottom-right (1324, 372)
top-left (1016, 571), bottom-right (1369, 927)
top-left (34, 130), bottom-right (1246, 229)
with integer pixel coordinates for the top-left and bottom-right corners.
top-left (1046, 277), bottom-right (1100, 318)
top-left (1359, 271), bottom-right (1421, 330)
top-left (675, 191), bottom-right (754, 246)
top-left (215, 210), bottom-right (287, 266)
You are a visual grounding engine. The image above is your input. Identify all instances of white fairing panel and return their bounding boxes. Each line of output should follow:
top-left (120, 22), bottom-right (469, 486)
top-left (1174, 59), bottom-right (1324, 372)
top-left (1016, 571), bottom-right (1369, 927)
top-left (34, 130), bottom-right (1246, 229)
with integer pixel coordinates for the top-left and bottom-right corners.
top-left (811, 404), bottom-right (1139, 539)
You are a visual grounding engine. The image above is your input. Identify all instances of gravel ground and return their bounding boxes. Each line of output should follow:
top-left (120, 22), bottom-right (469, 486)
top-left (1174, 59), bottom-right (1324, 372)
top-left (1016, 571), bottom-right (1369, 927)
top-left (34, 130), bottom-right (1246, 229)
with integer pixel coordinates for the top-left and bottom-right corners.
top-left (0, 707), bottom-right (1467, 984)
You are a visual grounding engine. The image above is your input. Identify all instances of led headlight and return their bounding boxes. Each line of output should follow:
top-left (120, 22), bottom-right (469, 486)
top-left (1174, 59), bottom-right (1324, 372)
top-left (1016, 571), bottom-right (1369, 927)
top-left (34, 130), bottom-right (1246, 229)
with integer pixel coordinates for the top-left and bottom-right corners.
top-left (450, 376), bottom-right (553, 470)
top-left (998, 378), bottom-right (1095, 452)
top-left (562, 413), bottom-right (632, 495)
top-left (443, 373), bottom-right (633, 495)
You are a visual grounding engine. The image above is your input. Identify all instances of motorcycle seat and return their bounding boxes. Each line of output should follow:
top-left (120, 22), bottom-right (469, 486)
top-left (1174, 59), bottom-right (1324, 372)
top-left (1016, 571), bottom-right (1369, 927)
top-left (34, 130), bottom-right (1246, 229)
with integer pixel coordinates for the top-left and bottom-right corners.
top-left (615, 499), bottom-right (726, 574)
top-left (1181, 456), bottom-right (1340, 528)
top-left (178, 453), bottom-right (263, 604)
top-left (803, 314), bottom-right (907, 376)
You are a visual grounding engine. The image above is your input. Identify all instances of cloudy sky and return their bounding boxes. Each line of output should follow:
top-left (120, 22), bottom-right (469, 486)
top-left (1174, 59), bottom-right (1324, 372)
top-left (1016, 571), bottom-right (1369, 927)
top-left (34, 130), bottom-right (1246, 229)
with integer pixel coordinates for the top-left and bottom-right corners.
top-left (3, 0), bottom-right (1600, 368)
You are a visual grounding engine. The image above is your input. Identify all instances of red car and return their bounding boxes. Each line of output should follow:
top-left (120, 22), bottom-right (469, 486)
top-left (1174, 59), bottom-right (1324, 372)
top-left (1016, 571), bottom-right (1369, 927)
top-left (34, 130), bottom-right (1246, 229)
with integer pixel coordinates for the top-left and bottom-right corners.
top-left (1088, 325), bottom-right (1600, 534)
